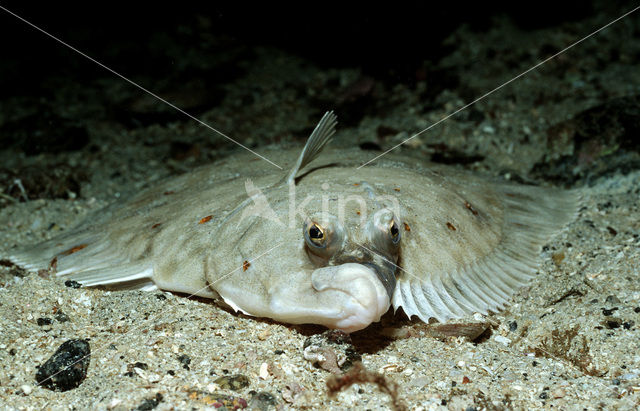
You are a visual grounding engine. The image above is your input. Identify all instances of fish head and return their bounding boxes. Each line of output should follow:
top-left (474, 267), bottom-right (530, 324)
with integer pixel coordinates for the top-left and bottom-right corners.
top-left (206, 179), bottom-right (403, 333)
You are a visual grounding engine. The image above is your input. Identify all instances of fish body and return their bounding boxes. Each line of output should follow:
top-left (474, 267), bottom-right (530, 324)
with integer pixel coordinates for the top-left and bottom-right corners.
top-left (5, 113), bottom-right (578, 332)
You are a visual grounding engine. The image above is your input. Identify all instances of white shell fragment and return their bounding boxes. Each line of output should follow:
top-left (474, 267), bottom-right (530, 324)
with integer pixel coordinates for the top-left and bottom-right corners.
top-left (4, 112), bottom-right (579, 332)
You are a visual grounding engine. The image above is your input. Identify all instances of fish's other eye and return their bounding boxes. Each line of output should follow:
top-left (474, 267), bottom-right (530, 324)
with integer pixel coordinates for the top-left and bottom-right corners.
top-left (389, 221), bottom-right (400, 244)
top-left (306, 222), bottom-right (326, 248)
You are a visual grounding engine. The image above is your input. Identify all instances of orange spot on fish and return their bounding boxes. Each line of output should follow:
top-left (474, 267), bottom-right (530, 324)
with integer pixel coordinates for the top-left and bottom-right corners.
top-left (243, 260), bottom-right (250, 271)
top-left (163, 191), bottom-right (175, 195)
top-left (49, 256), bottom-right (58, 271)
top-left (60, 244), bottom-right (88, 256)
top-left (394, 188), bottom-right (400, 192)
top-left (464, 201), bottom-right (479, 216)
top-left (151, 223), bottom-right (162, 229)
top-left (403, 222), bottom-right (411, 232)
top-left (446, 222), bottom-right (456, 231)
top-left (199, 215), bottom-right (213, 224)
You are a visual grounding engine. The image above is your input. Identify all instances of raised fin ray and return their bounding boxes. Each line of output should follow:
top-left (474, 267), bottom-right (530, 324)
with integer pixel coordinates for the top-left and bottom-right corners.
top-left (285, 111), bottom-right (337, 184)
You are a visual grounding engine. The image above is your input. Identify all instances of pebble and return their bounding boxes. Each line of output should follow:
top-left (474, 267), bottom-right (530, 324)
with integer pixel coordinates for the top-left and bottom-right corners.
top-left (259, 362), bottom-right (270, 380)
top-left (302, 330), bottom-right (361, 373)
top-left (605, 295), bottom-right (621, 304)
top-left (494, 335), bottom-right (512, 346)
top-left (20, 384), bottom-right (32, 395)
top-left (35, 339), bottom-right (90, 391)
top-left (134, 393), bottom-right (163, 410)
top-left (64, 280), bottom-right (81, 289)
top-left (54, 311), bottom-right (70, 322)
top-left (176, 354), bottom-right (191, 370)
top-left (248, 391), bottom-right (277, 411)
top-left (214, 374), bottom-right (250, 391)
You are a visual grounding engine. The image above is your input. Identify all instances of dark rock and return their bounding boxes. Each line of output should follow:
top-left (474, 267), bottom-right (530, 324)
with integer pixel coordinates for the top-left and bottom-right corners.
top-left (35, 339), bottom-right (90, 391)
top-left (36, 317), bottom-right (53, 326)
top-left (134, 393), bottom-right (163, 411)
top-left (64, 280), bottom-right (82, 289)
top-left (604, 319), bottom-right (622, 329)
top-left (177, 354), bottom-right (191, 370)
top-left (54, 311), bottom-right (70, 323)
top-left (509, 321), bottom-right (518, 332)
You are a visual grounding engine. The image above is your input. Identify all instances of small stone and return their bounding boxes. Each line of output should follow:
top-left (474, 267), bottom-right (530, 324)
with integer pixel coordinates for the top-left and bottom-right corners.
top-left (134, 393), bottom-right (163, 411)
top-left (634, 307), bottom-right (640, 313)
top-left (551, 388), bottom-right (566, 398)
top-left (214, 374), bottom-right (250, 391)
top-left (494, 335), bottom-right (511, 346)
top-left (303, 330), bottom-right (361, 373)
top-left (203, 393), bottom-right (248, 409)
top-left (36, 317), bottom-right (53, 326)
top-left (64, 280), bottom-right (81, 289)
top-left (605, 319), bottom-right (622, 329)
top-left (539, 391), bottom-right (548, 399)
top-left (248, 391), bottom-right (277, 411)
top-left (20, 384), bottom-right (32, 395)
top-left (605, 295), bottom-right (621, 304)
top-left (508, 321), bottom-right (518, 332)
top-left (35, 339), bottom-right (90, 391)
top-left (259, 362), bottom-right (270, 380)
top-left (176, 354), bottom-right (191, 370)
top-left (602, 308), bottom-right (618, 316)
top-left (54, 311), bottom-right (70, 322)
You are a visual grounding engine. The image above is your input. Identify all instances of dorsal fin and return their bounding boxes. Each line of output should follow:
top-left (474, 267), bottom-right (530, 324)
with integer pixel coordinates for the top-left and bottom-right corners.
top-left (284, 111), bottom-right (337, 184)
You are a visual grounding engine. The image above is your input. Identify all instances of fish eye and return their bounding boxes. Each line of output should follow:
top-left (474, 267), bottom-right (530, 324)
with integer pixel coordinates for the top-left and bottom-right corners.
top-left (305, 222), bottom-right (326, 248)
top-left (389, 221), bottom-right (400, 243)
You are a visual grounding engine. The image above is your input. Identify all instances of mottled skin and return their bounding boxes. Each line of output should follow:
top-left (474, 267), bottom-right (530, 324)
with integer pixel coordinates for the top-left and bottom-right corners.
top-left (7, 142), bottom-right (577, 332)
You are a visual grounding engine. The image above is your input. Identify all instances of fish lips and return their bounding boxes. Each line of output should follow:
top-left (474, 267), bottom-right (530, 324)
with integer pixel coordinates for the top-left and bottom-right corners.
top-left (311, 262), bottom-right (393, 332)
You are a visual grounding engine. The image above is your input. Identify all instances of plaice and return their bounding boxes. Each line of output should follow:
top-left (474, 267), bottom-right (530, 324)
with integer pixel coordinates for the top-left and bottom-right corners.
top-left (4, 112), bottom-right (579, 332)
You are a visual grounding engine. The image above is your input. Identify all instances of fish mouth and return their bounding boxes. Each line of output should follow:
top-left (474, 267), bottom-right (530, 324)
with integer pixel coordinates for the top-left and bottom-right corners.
top-left (311, 263), bottom-right (392, 332)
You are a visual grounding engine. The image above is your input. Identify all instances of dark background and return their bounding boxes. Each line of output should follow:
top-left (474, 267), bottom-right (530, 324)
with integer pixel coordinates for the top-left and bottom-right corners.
top-left (0, 1), bottom-right (610, 97)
